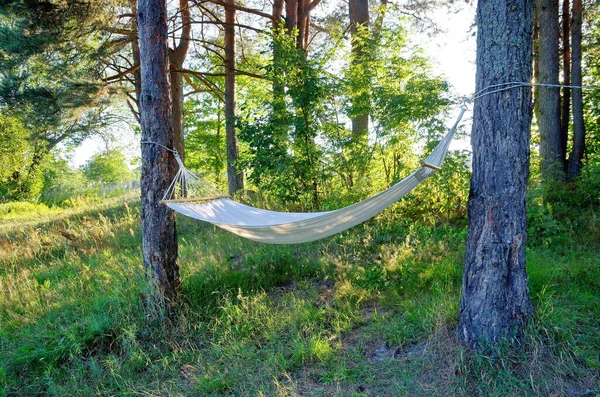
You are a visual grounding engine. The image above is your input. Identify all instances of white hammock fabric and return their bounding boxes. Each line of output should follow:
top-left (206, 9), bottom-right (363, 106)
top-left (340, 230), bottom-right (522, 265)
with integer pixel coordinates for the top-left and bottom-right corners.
top-left (165, 107), bottom-right (466, 244)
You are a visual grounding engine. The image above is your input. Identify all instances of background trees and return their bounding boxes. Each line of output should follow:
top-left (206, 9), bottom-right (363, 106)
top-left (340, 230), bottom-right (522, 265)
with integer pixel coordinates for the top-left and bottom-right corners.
top-left (0, 0), bottom-right (114, 200)
top-left (533, 0), bottom-right (596, 184)
top-left (83, 150), bottom-right (133, 184)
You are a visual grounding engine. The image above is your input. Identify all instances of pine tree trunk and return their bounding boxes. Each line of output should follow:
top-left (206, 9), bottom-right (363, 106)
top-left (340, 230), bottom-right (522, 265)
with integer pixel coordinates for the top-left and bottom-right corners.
top-left (130, 0), bottom-right (142, 115)
top-left (349, 0), bottom-right (370, 141)
top-left (169, 0), bottom-right (191, 161)
top-left (272, 0), bottom-right (286, 132)
top-left (137, 0), bottom-right (179, 315)
top-left (536, 0), bottom-right (563, 182)
top-left (459, 0), bottom-right (533, 352)
top-left (568, 0), bottom-right (584, 179)
top-left (533, 5), bottom-right (540, 116)
top-left (285, 0), bottom-right (298, 34)
top-left (560, 0), bottom-right (571, 170)
top-left (225, 0), bottom-right (243, 195)
top-left (170, 69), bottom-right (185, 159)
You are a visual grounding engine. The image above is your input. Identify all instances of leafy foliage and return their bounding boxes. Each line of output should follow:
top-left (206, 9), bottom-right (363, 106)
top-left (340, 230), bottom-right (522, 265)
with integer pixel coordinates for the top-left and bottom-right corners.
top-left (0, 114), bottom-right (45, 201)
top-left (239, 30), bottom-right (337, 208)
top-left (184, 95), bottom-right (227, 188)
top-left (238, 25), bottom-right (458, 213)
top-left (82, 150), bottom-right (133, 185)
top-left (0, 0), bottom-right (119, 200)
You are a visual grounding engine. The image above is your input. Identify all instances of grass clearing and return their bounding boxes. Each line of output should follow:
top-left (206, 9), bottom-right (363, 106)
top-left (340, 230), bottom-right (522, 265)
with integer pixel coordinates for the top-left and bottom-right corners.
top-left (0, 196), bottom-right (598, 396)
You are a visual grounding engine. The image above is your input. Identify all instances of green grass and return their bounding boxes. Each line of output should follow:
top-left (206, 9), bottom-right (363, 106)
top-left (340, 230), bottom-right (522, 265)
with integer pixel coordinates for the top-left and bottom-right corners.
top-left (0, 195), bottom-right (598, 396)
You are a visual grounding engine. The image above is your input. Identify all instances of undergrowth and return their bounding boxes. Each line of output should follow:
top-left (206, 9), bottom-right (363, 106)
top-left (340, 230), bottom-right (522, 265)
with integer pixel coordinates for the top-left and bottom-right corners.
top-left (0, 189), bottom-right (598, 396)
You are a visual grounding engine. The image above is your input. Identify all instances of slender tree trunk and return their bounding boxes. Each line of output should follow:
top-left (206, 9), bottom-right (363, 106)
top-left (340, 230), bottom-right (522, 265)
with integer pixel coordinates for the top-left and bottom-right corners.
top-left (296, 0), bottom-right (306, 50)
top-left (459, 0), bottom-right (533, 352)
top-left (560, 0), bottom-right (571, 170)
top-left (568, 0), bottom-right (584, 179)
top-left (533, 6), bottom-right (540, 116)
top-left (225, 0), bottom-right (243, 195)
top-left (349, 0), bottom-right (370, 141)
top-left (271, 0), bottom-right (287, 150)
top-left (170, 69), bottom-right (185, 159)
top-left (536, 0), bottom-right (563, 182)
top-left (137, 0), bottom-right (179, 315)
top-left (130, 0), bottom-right (142, 116)
top-left (169, 0), bottom-right (191, 161)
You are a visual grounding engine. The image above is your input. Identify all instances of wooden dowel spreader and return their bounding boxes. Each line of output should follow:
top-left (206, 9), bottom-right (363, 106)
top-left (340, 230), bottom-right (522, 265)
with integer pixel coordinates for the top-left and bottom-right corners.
top-left (420, 161), bottom-right (442, 171)
top-left (160, 195), bottom-right (230, 204)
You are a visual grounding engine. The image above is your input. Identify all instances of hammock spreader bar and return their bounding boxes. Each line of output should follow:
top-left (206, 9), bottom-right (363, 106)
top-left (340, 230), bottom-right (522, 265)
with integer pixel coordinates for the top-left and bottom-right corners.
top-left (163, 106), bottom-right (466, 244)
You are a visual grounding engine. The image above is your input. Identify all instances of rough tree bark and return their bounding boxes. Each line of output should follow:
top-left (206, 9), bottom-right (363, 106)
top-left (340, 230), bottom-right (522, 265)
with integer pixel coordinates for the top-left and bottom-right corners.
top-left (137, 0), bottom-right (179, 314)
top-left (349, 0), bottom-right (370, 141)
top-left (459, 0), bottom-right (533, 351)
top-left (568, 0), bottom-right (585, 179)
top-left (536, 0), bottom-right (563, 182)
top-left (224, 0), bottom-right (243, 195)
top-left (560, 0), bottom-right (571, 169)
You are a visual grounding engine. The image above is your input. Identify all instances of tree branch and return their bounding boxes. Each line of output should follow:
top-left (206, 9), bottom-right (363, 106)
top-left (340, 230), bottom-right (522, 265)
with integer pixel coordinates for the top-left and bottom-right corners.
top-left (182, 72), bottom-right (225, 102)
top-left (177, 68), bottom-right (266, 80)
top-left (198, 0), bottom-right (276, 21)
top-left (103, 64), bottom-right (140, 82)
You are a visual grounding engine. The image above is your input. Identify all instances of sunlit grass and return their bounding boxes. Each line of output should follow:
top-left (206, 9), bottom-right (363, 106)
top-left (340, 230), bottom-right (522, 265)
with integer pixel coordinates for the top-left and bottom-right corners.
top-left (1, 195), bottom-right (598, 396)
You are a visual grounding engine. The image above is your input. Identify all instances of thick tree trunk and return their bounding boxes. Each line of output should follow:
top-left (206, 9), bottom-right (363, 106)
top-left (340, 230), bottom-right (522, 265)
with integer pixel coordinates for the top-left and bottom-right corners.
top-left (349, 0), bottom-right (370, 141)
top-left (285, 0), bottom-right (298, 34)
top-left (560, 0), bottom-right (571, 170)
top-left (137, 0), bottom-right (179, 315)
top-left (568, 0), bottom-right (584, 179)
top-left (225, 0), bottom-right (243, 195)
top-left (536, 0), bottom-right (563, 182)
top-left (459, 0), bottom-right (533, 352)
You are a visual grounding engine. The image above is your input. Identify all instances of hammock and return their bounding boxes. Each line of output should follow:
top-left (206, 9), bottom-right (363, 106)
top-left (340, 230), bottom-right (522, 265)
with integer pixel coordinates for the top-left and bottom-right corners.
top-left (163, 107), bottom-right (466, 244)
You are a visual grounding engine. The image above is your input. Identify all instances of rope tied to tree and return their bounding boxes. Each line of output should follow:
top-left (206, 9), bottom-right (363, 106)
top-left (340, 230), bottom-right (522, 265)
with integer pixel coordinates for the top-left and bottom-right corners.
top-left (469, 81), bottom-right (600, 102)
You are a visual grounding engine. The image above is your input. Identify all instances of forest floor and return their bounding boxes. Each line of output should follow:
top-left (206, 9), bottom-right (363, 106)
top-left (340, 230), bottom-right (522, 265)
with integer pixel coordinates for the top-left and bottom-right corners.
top-left (0, 196), bottom-right (598, 396)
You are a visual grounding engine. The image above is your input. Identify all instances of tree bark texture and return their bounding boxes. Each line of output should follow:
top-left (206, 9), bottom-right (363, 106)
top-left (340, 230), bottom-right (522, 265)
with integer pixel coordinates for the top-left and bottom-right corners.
top-left (568, 0), bottom-right (584, 179)
top-left (459, 0), bottom-right (533, 351)
top-left (225, 0), bottom-right (244, 195)
top-left (130, 0), bottom-right (142, 123)
top-left (283, 0), bottom-right (321, 52)
top-left (273, 0), bottom-right (284, 25)
top-left (169, 0), bottom-right (191, 161)
top-left (560, 0), bottom-right (571, 169)
top-left (533, 5), bottom-right (540, 117)
top-left (349, 0), bottom-right (370, 141)
top-left (137, 0), bottom-right (180, 314)
top-left (536, 0), bottom-right (563, 182)
top-left (170, 70), bottom-right (185, 159)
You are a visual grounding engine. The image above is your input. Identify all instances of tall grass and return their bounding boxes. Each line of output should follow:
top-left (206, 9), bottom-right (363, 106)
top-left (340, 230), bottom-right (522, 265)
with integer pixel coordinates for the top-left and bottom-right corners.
top-left (1, 194), bottom-right (598, 396)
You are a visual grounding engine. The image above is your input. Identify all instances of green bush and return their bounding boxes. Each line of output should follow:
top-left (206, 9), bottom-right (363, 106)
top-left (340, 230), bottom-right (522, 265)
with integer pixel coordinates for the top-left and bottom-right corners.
top-left (0, 201), bottom-right (52, 219)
